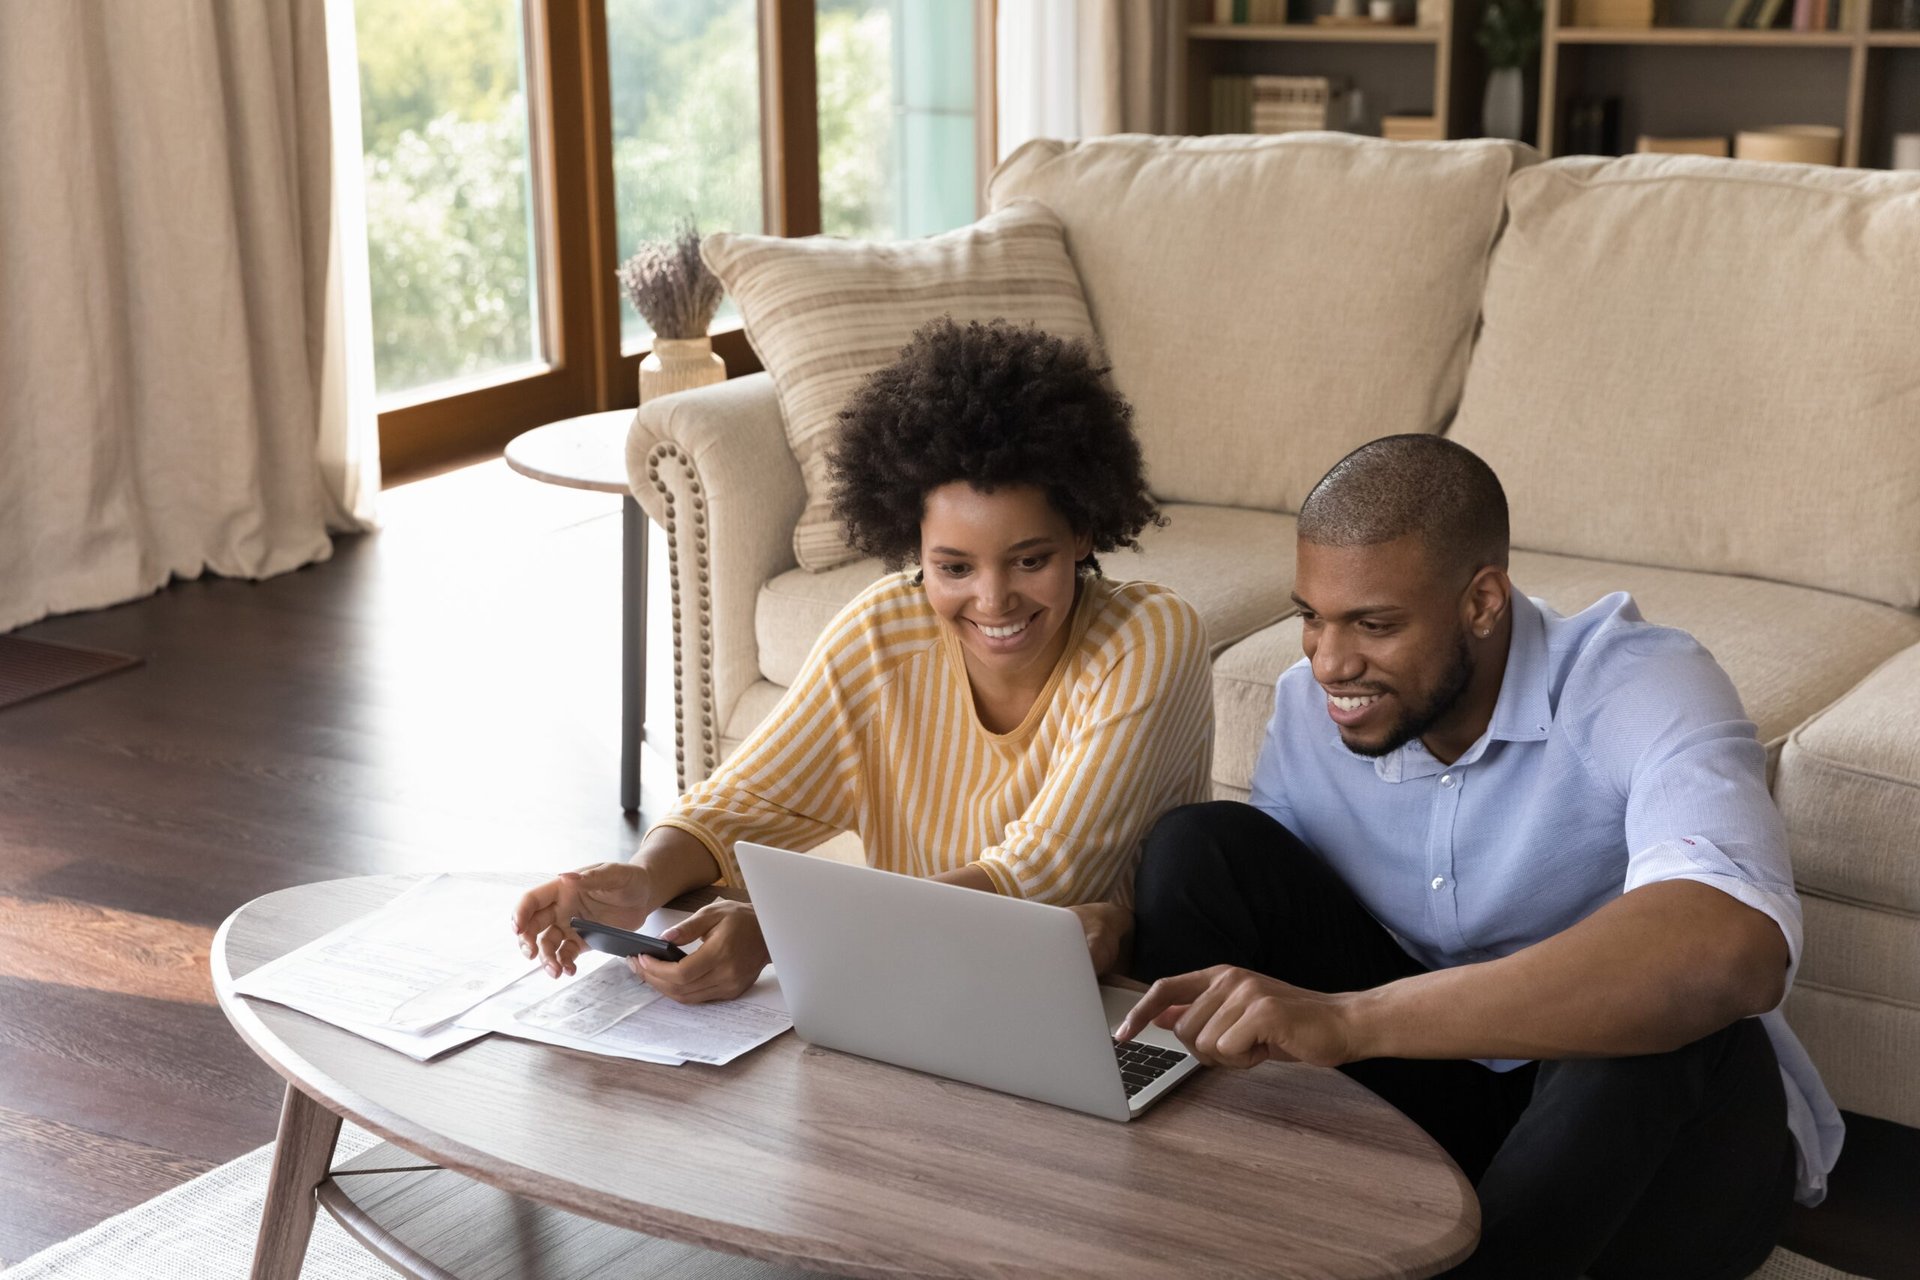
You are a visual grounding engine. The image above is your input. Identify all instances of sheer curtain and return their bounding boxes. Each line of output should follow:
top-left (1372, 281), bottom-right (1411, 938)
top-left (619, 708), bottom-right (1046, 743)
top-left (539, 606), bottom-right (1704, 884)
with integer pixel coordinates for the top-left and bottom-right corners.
top-left (0, 0), bottom-right (379, 636)
top-left (996, 0), bottom-right (1186, 163)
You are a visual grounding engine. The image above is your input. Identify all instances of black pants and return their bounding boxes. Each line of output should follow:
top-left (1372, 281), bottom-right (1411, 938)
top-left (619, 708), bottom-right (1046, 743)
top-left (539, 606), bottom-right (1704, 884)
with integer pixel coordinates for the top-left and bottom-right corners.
top-left (1133, 802), bottom-right (1796, 1280)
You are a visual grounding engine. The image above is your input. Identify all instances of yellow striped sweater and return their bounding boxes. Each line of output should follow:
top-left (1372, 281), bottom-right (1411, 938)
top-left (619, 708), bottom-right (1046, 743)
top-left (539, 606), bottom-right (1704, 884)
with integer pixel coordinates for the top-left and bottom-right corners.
top-left (657, 571), bottom-right (1214, 905)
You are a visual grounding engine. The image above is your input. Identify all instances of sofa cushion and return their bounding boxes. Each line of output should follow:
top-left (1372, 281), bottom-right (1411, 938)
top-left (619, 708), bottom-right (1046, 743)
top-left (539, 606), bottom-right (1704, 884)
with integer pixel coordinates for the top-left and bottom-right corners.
top-left (757, 557), bottom-right (890, 688)
top-left (1776, 643), bottom-right (1920, 914)
top-left (1450, 154), bottom-right (1920, 609)
top-left (1785, 982), bottom-right (1920, 1129)
top-left (987, 134), bottom-right (1534, 514)
top-left (754, 503), bottom-right (1299, 689)
top-left (703, 202), bottom-right (1099, 573)
top-left (1206, 550), bottom-right (1920, 797)
top-left (1213, 615), bottom-right (1305, 798)
top-left (1510, 551), bottom-right (1920, 753)
top-left (1796, 892), bottom-right (1920, 1012)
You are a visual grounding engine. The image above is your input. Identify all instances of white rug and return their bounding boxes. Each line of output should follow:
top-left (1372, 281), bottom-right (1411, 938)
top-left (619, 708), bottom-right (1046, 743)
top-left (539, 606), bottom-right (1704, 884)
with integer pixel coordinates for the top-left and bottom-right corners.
top-left (1, 1125), bottom-right (390, 1279)
top-left (0, 1124), bottom-right (1873, 1279)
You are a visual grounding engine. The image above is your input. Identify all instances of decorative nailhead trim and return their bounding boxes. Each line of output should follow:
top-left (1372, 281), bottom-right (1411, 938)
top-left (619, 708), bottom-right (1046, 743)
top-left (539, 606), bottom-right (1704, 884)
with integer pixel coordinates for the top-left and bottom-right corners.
top-left (645, 441), bottom-right (718, 791)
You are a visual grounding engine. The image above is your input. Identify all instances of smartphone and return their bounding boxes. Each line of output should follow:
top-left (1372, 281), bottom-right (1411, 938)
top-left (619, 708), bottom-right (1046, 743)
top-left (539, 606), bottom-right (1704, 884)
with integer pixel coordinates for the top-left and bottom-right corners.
top-left (570, 916), bottom-right (687, 962)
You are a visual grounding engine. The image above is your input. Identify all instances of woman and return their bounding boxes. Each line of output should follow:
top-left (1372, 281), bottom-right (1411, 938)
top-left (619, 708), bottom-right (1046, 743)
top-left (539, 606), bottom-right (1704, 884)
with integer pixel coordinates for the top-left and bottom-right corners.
top-left (512, 318), bottom-right (1212, 1003)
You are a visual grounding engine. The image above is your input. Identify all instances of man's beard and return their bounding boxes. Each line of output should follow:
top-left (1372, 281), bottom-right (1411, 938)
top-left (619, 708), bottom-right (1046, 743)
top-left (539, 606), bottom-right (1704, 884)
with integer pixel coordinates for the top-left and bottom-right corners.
top-left (1342, 630), bottom-right (1476, 759)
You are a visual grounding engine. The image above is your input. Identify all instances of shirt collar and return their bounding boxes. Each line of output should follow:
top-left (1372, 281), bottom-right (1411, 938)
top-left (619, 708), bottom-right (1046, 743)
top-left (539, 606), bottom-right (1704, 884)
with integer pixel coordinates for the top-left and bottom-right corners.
top-left (1335, 591), bottom-right (1554, 780)
top-left (1485, 592), bottom-right (1553, 746)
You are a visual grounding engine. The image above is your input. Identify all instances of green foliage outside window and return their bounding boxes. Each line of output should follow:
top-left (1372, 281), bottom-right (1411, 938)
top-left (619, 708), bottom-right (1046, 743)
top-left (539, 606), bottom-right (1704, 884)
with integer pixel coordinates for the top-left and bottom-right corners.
top-left (353, 0), bottom-right (925, 396)
top-left (356, 0), bottom-right (536, 397)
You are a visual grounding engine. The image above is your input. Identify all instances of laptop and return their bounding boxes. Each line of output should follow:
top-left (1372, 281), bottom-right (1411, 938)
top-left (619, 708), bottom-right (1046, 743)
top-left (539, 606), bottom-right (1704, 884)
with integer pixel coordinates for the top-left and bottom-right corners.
top-left (735, 841), bottom-right (1200, 1121)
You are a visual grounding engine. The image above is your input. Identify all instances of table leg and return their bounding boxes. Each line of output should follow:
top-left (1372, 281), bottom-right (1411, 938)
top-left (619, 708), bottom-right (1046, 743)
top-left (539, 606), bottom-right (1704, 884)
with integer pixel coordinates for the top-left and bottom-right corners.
top-left (249, 1082), bottom-right (342, 1280)
top-left (621, 495), bottom-right (647, 814)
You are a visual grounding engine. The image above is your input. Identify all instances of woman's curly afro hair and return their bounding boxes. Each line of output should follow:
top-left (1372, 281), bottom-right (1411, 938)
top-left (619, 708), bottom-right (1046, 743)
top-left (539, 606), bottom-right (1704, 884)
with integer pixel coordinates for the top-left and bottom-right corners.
top-left (826, 317), bottom-right (1162, 575)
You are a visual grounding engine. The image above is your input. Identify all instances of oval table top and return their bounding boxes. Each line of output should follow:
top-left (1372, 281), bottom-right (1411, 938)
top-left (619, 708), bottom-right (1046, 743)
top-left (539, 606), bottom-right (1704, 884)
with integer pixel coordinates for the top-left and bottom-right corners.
top-left (502, 410), bottom-right (637, 494)
top-left (214, 875), bottom-right (1478, 1280)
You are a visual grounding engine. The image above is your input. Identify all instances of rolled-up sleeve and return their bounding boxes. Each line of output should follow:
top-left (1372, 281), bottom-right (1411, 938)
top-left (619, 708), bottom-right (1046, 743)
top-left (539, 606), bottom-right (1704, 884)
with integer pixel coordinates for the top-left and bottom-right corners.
top-left (1581, 634), bottom-right (1803, 998)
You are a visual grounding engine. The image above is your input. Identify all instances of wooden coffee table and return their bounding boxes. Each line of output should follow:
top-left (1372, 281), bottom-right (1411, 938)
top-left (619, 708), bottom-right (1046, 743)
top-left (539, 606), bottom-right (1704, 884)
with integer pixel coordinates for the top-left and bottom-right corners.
top-left (214, 875), bottom-right (1479, 1279)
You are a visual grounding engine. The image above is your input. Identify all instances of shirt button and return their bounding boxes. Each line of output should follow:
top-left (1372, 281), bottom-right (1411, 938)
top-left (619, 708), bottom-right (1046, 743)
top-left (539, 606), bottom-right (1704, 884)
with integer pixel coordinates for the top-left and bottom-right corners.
top-left (1431, 876), bottom-right (1446, 890)
top-left (1440, 774), bottom-right (1456, 789)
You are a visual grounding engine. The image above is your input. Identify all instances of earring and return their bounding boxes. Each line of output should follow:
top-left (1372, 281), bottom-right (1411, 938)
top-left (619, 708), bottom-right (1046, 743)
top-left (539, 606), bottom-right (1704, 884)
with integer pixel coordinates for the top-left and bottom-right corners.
top-left (1475, 628), bottom-right (1490, 639)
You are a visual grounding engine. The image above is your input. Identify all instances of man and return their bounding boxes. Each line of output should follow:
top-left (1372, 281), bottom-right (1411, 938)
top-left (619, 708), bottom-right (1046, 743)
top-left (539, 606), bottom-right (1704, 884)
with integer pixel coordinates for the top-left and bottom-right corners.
top-left (1115, 435), bottom-right (1840, 1279)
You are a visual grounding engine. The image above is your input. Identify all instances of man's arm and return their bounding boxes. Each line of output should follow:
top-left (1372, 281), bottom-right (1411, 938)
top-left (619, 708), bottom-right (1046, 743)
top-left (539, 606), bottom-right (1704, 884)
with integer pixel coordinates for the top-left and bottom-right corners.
top-left (1118, 878), bottom-right (1789, 1068)
top-left (1350, 877), bottom-right (1788, 1061)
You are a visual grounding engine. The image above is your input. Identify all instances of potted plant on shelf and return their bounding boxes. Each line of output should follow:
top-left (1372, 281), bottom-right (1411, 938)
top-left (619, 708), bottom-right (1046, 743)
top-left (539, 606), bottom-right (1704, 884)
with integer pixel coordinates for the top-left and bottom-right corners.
top-left (1477, 0), bottom-right (1542, 142)
top-left (617, 221), bottom-right (726, 404)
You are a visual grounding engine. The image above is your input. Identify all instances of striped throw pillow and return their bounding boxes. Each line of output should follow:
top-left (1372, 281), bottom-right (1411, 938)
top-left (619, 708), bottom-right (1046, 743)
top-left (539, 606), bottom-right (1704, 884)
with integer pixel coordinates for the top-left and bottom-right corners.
top-left (702, 202), bottom-right (1099, 573)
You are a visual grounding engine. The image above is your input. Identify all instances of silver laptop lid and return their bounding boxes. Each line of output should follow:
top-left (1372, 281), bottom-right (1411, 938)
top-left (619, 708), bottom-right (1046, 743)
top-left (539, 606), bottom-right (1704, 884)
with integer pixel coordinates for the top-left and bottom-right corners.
top-left (736, 842), bottom-right (1131, 1121)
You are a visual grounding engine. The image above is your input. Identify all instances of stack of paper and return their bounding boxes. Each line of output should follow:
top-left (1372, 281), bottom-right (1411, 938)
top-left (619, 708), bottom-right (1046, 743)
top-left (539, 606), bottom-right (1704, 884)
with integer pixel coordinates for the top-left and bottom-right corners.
top-left (233, 874), bottom-right (793, 1067)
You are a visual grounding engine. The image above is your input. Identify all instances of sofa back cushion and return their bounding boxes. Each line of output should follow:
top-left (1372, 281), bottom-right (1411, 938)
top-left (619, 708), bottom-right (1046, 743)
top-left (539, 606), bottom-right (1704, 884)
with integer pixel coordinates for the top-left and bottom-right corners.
top-left (704, 202), bottom-right (1098, 573)
top-left (1449, 154), bottom-right (1920, 610)
top-left (987, 133), bottom-right (1533, 513)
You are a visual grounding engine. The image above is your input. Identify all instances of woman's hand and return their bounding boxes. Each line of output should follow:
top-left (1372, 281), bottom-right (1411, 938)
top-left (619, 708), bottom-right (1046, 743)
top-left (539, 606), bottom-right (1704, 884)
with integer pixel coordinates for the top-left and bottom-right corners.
top-left (511, 861), bottom-right (656, 978)
top-left (1070, 901), bottom-right (1133, 978)
top-left (635, 900), bottom-right (771, 1004)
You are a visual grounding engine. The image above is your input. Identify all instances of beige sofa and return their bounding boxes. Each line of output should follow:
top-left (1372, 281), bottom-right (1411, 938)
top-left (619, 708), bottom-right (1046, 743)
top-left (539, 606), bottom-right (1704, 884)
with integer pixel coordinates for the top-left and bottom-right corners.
top-left (627, 134), bottom-right (1920, 1131)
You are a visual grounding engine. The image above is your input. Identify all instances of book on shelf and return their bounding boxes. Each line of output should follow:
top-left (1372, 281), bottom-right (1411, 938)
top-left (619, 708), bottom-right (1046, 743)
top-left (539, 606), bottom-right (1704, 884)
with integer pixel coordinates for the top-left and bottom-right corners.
top-left (1213, 0), bottom-right (1315, 24)
top-left (1574, 0), bottom-right (1658, 26)
top-left (1636, 134), bottom-right (1731, 155)
top-left (1211, 76), bottom-right (1253, 133)
top-left (1753, 0), bottom-right (1790, 27)
top-left (1382, 114), bottom-right (1444, 140)
top-left (1250, 75), bottom-right (1344, 133)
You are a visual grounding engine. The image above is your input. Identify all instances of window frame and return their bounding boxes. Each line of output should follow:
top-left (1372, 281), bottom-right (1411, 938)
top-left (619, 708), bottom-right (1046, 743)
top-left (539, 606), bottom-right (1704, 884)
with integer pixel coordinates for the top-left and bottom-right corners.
top-left (375, 0), bottom-right (993, 482)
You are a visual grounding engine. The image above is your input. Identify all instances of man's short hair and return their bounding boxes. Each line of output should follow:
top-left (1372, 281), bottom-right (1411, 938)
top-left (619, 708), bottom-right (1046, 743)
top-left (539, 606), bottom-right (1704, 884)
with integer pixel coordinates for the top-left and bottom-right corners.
top-left (1297, 435), bottom-right (1509, 578)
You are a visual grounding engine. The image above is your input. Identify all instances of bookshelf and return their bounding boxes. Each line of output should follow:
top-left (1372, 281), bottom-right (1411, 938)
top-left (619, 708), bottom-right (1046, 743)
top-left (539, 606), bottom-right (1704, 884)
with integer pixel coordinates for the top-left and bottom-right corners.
top-left (1539, 0), bottom-right (1920, 166)
top-left (1185, 0), bottom-right (1485, 140)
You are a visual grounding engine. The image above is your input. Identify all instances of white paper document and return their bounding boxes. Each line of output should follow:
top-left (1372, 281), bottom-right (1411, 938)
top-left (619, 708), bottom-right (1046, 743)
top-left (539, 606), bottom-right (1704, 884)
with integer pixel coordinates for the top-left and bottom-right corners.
top-left (594, 976), bottom-right (789, 1065)
top-left (460, 907), bottom-right (794, 1067)
top-left (233, 874), bottom-right (540, 1052)
top-left (235, 878), bottom-right (793, 1067)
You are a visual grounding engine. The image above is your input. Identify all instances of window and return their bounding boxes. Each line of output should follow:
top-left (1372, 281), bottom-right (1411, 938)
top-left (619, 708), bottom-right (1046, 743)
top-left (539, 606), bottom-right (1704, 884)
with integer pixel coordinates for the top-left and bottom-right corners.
top-left (356, 0), bottom-right (546, 403)
top-left (352, 0), bottom-right (991, 480)
top-left (817, 1), bottom-right (978, 240)
top-left (605, 0), bottom-right (763, 349)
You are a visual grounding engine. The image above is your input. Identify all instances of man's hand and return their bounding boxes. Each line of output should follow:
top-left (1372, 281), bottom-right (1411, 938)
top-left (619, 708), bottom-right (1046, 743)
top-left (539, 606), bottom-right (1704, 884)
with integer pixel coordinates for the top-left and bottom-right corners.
top-left (1113, 965), bottom-right (1359, 1070)
top-left (635, 900), bottom-right (770, 1004)
top-left (512, 862), bottom-right (656, 979)
top-left (1069, 902), bottom-right (1133, 978)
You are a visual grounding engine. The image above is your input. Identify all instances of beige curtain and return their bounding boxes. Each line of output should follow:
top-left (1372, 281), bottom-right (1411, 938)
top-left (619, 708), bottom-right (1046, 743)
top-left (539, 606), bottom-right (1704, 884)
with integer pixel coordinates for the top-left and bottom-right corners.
top-left (0, 0), bottom-right (377, 636)
top-left (1077, 0), bottom-right (1186, 136)
top-left (998, 0), bottom-right (1186, 160)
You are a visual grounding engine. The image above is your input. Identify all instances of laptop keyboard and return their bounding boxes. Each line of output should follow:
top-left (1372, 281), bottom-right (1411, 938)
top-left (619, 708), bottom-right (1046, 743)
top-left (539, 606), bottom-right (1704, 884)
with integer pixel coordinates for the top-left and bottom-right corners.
top-left (1113, 1039), bottom-right (1188, 1098)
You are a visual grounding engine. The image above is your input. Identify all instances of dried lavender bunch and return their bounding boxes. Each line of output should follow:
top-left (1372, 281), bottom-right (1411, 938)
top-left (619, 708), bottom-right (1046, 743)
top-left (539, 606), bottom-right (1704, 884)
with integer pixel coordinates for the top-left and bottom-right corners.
top-left (616, 221), bottom-right (724, 340)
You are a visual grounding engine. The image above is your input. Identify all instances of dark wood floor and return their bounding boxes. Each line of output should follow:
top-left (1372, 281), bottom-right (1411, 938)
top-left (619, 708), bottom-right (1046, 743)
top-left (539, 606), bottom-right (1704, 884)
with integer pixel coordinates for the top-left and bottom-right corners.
top-left (0, 462), bottom-right (674, 1264)
top-left (0, 461), bottom-right (1913, 1274)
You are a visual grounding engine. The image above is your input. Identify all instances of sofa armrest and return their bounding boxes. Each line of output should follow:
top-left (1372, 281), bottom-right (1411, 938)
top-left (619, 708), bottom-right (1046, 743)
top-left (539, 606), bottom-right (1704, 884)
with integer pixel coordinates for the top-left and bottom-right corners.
top-left (626, 372), bottom-right (803, 790)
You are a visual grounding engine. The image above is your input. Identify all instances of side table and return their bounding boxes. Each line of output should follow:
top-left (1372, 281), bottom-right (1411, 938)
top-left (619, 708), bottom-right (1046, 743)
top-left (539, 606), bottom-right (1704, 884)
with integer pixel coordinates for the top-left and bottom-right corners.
top-left (504, 410), bottom-right (648, 812)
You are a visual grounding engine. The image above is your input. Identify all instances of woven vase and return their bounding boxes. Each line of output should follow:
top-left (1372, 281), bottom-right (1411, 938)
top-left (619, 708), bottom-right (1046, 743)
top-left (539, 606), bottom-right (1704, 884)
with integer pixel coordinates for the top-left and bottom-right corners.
top-left (639, 336), bottom-right (726, 404)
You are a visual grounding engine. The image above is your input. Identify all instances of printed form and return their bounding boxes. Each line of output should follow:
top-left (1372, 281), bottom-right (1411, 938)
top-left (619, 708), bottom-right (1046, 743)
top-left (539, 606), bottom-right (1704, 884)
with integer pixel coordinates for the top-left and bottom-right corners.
top-left (233, 876), bottom-right (792, 1066)
top-left (463, 906), bottom-right (792, 1066)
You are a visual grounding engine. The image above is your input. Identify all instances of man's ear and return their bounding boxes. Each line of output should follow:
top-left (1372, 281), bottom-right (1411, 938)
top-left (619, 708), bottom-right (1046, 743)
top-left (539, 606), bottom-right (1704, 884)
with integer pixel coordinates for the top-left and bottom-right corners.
top-left (1464, 566), bottom-right (1511, 639)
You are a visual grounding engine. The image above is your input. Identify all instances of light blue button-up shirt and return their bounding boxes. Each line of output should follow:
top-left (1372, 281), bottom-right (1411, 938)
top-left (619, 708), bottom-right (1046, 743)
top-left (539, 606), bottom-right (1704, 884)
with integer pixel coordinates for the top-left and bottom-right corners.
top-left (1250, 590), bottom-right (1842, 1204)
